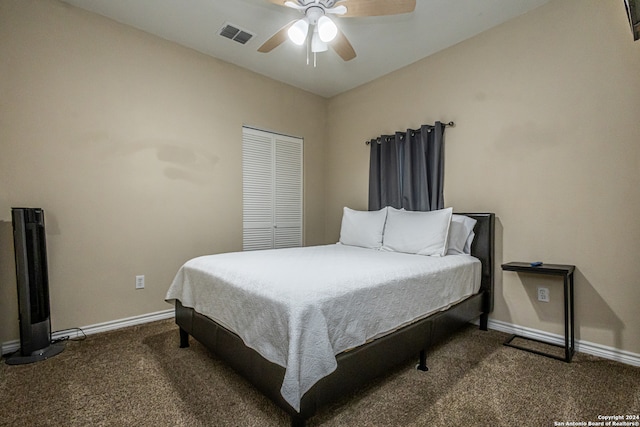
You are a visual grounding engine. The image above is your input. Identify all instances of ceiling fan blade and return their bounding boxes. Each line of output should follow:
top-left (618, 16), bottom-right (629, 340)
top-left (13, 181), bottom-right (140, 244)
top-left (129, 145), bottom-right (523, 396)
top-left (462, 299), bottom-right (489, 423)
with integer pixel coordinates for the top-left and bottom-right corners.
top-left (268, 0), bottom-right (303, 8)
top-left (335, 0), bottom-right (416, 17)
top-left (330, 27), bottom-right (356, 61)
top-left (325, 5), bottom-right (347, 15)
top-left (258, 20), bottom-right (296, 53)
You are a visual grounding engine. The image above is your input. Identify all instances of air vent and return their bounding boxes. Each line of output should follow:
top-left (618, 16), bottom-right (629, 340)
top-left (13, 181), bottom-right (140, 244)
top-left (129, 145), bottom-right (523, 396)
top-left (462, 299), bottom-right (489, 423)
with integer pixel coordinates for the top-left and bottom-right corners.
top-left (219, 23), bottom-right (254, 45)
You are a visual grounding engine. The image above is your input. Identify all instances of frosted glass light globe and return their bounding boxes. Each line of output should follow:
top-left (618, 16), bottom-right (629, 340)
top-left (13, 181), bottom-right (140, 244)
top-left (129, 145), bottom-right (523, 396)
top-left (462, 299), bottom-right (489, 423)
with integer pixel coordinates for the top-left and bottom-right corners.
top-left (288, 19), bottom-right (309, 45)
top-left (318, 16), bottom-right (337, 43)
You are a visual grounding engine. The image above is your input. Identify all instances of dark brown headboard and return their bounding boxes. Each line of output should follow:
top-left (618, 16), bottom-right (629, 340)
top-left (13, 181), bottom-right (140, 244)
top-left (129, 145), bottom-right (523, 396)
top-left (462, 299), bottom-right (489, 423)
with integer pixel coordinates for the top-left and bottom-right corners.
top-left (457, 213), bottom-right (495, 314)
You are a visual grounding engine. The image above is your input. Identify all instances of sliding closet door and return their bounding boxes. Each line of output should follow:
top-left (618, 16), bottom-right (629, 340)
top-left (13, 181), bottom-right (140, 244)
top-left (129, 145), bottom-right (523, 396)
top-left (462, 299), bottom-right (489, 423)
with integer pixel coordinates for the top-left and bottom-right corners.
top-left (242, 127), bottom-right (303, 251)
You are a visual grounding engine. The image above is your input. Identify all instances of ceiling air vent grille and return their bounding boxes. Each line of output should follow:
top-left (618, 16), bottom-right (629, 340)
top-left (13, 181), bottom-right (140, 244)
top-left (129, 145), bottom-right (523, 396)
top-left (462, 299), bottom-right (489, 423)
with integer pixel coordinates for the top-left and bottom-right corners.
top-left (219, 23), bottom-right (254, 45)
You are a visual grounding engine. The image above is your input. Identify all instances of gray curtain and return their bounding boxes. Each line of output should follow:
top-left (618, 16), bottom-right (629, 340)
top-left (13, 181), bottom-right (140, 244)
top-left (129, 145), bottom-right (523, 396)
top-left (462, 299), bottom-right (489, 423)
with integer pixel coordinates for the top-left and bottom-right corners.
top-left (368, 132), bottom-right (403, 210)
top-left (368, 122), bottom-right (445, 211)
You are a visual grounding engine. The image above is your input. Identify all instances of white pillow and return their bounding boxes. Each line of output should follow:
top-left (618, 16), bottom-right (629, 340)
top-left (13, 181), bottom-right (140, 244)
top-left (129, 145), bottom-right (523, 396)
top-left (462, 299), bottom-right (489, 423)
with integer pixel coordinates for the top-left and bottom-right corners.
top-left (339, 207), bottom-right (388, 249)
top-left (382, 207), bottom-right (453, 256)
top-left (447, 214), bottom-right (477, 255)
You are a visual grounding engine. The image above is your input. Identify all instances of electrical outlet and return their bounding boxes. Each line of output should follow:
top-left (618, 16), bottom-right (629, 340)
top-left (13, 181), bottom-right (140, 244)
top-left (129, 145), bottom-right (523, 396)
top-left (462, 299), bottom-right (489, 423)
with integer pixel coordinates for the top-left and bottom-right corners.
top-left (537, 286), bottom-right (549, 302)
top-left (136, 275), bottom-right (145, 290)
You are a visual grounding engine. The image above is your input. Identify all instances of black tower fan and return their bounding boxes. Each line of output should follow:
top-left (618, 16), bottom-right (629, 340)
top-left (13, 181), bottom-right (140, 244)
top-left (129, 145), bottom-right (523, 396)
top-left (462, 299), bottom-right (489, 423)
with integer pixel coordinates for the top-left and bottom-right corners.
top-left (6, 208), bottom-right (64, 365)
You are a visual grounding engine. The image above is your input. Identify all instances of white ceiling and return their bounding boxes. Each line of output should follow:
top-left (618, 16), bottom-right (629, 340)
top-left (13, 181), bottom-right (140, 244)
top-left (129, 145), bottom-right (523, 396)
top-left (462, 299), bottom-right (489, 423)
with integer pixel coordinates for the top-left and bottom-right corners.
top-left (61, 0), bottom-right (551, 98)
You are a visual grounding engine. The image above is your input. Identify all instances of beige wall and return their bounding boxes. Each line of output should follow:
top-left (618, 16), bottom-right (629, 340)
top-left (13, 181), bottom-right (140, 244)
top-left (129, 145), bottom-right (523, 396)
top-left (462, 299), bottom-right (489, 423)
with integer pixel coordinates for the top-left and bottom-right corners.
top-left (326, 0), bottom-right (640, 354)
top-left (0, 0), bottom-right (327, 342)
top-left (2, 0), bottom-right (639, 358)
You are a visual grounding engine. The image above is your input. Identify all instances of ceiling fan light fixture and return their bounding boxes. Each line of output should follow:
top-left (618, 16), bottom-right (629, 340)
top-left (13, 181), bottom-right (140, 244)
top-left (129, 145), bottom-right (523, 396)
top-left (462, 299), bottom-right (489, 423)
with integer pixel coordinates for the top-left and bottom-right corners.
top-left (317, 15), bottom-right (338, 43)
top-left (311, 31), bottom-right (328, 52)
top-left (288, 19), bottom-right (309, 45)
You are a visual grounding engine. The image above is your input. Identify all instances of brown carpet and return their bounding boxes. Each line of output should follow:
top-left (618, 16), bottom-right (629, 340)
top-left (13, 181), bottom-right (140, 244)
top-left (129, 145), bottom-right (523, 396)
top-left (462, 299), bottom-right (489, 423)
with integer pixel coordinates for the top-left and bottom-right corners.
top-left (1, 319), bottom-right (638, 426)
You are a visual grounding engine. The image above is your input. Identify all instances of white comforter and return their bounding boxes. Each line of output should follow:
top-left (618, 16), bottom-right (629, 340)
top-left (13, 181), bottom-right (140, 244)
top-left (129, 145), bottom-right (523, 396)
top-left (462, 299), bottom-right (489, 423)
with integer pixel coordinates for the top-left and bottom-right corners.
top-left (165, 244), bottom-right (480, 411)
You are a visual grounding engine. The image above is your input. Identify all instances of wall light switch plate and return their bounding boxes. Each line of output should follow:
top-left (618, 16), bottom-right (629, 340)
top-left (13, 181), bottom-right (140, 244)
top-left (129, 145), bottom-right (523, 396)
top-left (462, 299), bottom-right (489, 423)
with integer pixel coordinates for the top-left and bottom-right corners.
top-left (136, 275), bottom-right (145, 289)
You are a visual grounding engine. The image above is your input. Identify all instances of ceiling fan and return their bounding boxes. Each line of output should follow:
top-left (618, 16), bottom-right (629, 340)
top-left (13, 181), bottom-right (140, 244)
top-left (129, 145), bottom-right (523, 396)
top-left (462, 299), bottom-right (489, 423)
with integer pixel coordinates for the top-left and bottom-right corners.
top-left (258, 0), bottom-right (416, 63)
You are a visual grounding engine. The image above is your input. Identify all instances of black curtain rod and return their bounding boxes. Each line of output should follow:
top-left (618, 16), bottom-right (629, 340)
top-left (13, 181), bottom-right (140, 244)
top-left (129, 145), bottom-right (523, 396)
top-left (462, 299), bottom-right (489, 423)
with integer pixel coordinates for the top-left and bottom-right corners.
top-left (365, 121), bottom-right (455, 145)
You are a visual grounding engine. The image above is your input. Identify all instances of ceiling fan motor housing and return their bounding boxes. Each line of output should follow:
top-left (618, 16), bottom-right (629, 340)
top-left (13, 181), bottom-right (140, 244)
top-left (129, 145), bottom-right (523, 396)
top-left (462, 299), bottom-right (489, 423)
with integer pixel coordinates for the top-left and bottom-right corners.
top-left (305, 6), bottom-right (325, 25)
top-left (297, 0), bottom-right (338, 7)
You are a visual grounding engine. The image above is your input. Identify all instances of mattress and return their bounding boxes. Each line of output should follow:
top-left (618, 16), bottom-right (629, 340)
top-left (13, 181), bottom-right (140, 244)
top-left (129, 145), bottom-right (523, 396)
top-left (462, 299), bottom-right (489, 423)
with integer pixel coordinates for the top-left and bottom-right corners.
top-left (165, 244), bottom-right (481, 411)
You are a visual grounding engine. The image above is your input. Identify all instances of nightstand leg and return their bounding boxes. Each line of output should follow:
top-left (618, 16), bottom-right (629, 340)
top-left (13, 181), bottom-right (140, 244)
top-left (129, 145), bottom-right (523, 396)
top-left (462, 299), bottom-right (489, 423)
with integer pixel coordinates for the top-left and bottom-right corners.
top-left (569, 272), bottom-right (575, 361)
top-left (563, 273), bottom-right (574, 363)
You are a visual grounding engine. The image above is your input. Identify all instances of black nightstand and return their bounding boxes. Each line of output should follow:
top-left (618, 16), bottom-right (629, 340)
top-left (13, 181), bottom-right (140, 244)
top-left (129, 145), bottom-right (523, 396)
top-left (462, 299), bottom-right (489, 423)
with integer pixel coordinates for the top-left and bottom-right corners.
top-left (501, 262), bottom-right (576, 362)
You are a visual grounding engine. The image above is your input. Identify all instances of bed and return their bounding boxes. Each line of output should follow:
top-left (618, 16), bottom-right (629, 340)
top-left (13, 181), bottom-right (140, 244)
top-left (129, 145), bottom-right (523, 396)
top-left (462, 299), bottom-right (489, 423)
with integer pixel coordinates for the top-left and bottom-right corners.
top-left (166, 211), bottom-right (494, 426)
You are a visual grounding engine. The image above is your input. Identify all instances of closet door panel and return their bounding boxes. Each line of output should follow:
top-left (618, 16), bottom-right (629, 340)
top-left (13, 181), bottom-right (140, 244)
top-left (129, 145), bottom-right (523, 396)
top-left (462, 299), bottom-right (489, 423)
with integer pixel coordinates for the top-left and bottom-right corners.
top-left (274, 135), bottom-right (302, 248)
top-left (243, 127), bottom-right (302, 251)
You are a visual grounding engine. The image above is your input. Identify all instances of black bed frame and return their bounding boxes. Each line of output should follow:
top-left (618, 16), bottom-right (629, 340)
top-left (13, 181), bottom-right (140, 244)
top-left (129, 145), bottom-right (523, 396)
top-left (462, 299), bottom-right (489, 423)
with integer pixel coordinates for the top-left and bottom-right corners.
top-left (174, 213), bottom-right (495, 426)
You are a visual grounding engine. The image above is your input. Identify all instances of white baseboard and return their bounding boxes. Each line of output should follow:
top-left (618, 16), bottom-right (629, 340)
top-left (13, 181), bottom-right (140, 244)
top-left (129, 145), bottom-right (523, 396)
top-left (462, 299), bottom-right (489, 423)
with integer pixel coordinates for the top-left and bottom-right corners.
top-left (4, 311), bottom-right (638, 368)
top-left (486, 318), bottom-right (640, 367)
top-left (2, 308), bottom-right (174, 356)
